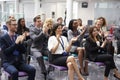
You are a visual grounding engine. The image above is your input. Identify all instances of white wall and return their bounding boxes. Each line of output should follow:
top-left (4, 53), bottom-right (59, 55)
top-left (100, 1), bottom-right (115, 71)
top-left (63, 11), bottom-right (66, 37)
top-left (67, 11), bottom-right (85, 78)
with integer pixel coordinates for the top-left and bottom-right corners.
top-left (41, 2), bottom-right (66, 22)
top-left (23, 3), bottom-right (34, 26)
top-left (78, 1), bottom-right (95, 25)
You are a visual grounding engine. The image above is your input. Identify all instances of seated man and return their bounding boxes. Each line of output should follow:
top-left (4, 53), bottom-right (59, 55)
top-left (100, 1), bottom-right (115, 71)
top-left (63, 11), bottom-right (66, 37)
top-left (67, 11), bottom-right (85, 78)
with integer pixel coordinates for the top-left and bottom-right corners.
top-left (0, 19), bottom-right (36, 80)
top-left (30, 16), bottom-right (50, 79)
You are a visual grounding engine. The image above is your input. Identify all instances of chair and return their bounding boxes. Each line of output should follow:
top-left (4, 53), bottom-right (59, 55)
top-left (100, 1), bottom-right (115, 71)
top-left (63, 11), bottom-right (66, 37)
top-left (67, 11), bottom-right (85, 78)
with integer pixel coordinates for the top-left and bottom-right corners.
top-left (4, 70), bottom-right (28, 80)
top-left (47, 53), bottom-right (68, 80)
top-left (48, 64), bottom-right (68, 80)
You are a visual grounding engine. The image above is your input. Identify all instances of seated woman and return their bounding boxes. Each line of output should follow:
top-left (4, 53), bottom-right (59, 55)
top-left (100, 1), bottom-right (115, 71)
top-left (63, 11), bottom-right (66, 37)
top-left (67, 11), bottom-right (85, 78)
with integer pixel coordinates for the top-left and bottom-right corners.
top-left (48, 23), bottom-right (84, 80)
top-left (85, 26), bottom-right (120, 80)
top-left (67, 19), bottom-right (88, 75)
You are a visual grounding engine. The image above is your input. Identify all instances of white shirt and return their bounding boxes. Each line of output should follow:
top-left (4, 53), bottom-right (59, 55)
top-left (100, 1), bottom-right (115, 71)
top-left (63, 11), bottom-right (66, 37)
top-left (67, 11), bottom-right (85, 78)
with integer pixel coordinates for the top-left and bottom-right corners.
top-left (48, 36), bottom-right (69, 54)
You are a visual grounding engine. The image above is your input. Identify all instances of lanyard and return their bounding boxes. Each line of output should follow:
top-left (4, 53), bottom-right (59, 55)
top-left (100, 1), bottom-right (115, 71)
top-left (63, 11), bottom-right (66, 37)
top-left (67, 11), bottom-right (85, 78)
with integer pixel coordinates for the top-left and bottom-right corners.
top-left (59, 37), bottom-right (64, 50)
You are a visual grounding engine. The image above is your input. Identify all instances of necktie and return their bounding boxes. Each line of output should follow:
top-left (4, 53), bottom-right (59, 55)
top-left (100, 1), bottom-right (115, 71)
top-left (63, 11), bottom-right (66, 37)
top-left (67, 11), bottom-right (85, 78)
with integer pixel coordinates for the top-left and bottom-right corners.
top-left (11, 35), bottom-right (15, 43)
top-left (11, 35), bottom-right (16, 43)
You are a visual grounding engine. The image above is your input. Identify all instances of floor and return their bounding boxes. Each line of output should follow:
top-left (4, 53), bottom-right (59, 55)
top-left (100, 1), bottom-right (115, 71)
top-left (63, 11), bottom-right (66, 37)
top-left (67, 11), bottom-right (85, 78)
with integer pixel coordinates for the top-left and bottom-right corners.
top-left (1, 54), bottom-right (120, 80)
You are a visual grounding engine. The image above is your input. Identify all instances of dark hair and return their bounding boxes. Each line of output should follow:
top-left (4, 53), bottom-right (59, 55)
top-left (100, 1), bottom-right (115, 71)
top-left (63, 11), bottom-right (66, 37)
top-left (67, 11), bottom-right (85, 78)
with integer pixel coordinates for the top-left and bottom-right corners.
top-left (57, 17), bottom-right (63, 21)
top-left (33, 16), bottom-right (40, 22)
top-left (68, 19), bottom-right (77, 31)
top-left (89, 26), bottom-right (99, 42)
top-left (51, 23), bottom-right (62, 36)
top-left (16, 18), bottom-right (29, 35)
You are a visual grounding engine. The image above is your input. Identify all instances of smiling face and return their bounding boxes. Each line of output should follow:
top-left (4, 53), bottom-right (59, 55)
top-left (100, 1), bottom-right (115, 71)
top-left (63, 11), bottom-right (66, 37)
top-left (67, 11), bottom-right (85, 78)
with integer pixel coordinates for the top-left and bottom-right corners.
top-left (55, 25), bottom-right (62, 35)
top-left (73, 20), bottom-right (78, 29)
top-left (92, 27), bottom-right (98, 37)
top-left (95, 20), bottom-right (102, 30)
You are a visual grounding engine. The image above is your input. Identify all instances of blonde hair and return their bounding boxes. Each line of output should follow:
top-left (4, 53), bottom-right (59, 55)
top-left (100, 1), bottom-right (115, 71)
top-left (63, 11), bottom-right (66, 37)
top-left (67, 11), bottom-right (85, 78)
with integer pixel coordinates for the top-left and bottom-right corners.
top-left (94, 19), bottom-right (101, 25)
top-left (43, 18), bottom-right (53, 29)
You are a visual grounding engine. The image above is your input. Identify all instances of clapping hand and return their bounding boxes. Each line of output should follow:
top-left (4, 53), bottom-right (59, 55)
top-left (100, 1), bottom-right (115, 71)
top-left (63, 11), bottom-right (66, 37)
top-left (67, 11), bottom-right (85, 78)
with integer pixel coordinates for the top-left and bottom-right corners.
top-left (15, 35), bottom-right (26, 44)
top-left (43, 26), bottom-right (49, 34)
top-left (56, 34), bottom-right (61, 43)
top-left (71, 37), bottom-right (78, 43)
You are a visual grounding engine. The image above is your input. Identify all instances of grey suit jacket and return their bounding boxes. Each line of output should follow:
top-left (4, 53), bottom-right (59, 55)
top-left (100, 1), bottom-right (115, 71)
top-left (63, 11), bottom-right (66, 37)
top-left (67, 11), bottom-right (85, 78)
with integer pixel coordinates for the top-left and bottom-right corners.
top-left (30, 27), bottom-right (49, 52)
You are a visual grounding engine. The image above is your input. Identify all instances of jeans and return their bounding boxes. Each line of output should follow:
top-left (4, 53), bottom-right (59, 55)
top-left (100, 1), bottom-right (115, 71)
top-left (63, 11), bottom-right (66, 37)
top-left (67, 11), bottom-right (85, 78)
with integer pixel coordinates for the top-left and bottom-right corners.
top-left (3, 63), bottom-right (36, 80)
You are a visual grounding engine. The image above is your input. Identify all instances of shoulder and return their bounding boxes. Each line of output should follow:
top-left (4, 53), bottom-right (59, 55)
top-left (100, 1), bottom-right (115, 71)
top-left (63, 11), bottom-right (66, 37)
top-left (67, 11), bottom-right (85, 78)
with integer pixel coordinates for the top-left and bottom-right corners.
top-left (0, 33), bottom-right (8, 39)
top-left (67, 30), bottom-right (72, 33)
top-left (49, 36), bottom-right (56, 39)
top-left (86, 37), bottom-right (92, 42)
top-left (61, 36), bottom-right (67, 39)
top-left (30, 27), bottom-right (36, 31)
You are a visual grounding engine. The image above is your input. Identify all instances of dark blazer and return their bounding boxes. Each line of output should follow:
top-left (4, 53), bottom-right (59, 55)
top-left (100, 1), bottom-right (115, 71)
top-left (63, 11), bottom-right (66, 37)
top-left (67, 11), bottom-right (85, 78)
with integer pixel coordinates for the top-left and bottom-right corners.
top-left (85, 37), bottom-right (104, 61)
top-left (30, 27), bottom-right (49, 52)
top-left (0, 33), bottom-right (26, 65)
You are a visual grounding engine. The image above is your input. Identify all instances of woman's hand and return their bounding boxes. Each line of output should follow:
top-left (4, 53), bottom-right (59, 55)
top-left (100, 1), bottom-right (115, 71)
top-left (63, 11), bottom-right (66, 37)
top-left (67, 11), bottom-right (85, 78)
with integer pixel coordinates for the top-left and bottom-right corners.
top-left (15, 35), bottom-right (26, 44)
top-left (43, 26), bottom-right (49, 34)
top-left (71, 37), bottom-right (78, 43)
top-left (56, 34), bottom-right (61, 42)
top-left (101, 39), bottom-right (107, 48)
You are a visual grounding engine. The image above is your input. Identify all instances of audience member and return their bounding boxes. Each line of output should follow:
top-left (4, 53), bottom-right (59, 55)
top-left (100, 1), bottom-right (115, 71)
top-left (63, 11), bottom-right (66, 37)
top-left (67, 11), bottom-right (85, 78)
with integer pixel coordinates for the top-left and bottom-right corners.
top-left (43, 18), bottom-right (53, 35)
top-left (85, 26), bottom-right (120, 80)
top-left (29, 16), bottom-right (50, 79)
top-left (48, 23), bottom-right (84, 80)
top-left (97, 17), bottom-right (107, 32)
top-left (57, 17), bottom-right (68, 37)
top-left (67, 19), bottom-right (88, 76)
top-left (0, 19), bottom-right (36, 80)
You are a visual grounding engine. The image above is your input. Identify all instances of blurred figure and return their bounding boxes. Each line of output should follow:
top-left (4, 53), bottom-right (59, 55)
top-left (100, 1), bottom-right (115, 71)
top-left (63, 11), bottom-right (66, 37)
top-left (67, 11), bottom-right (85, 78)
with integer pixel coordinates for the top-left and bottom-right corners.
top-left (77, 18), bottom-right (84, 32)
top-left (16, 18), bottom-right (29, 35)
top-left (2, 16), bottom-right (15, 31)
top-left (0, 22), bottom-right (7, 37)
top-left (97, 17), bottom-right (107, 32)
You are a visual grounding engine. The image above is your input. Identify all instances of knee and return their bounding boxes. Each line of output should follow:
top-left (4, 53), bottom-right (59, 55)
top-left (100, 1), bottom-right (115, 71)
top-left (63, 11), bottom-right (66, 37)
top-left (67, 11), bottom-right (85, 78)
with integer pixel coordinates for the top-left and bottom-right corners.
top-left (105, 61), bottom-right (111, 66)
top-left (28, 66), bottom-right (36, 74)
top-left (10, 70), bottom-right (18, 76)
top-left (67, 62), bottom-right (74, 70)
top-left (107, 55), bottom-right (113, 60)
top-left (67, 56), bottom-right (75, 62)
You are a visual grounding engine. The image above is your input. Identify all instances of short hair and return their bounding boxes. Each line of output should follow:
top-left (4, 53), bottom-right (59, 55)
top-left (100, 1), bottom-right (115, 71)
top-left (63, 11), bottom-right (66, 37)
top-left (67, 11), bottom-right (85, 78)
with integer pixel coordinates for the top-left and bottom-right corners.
top-left (33, 16), bottom-right (40, 22)
top-left (57, 17), bottom-right (63, 21)
top-left (6, 19), bottom-right (16, 25)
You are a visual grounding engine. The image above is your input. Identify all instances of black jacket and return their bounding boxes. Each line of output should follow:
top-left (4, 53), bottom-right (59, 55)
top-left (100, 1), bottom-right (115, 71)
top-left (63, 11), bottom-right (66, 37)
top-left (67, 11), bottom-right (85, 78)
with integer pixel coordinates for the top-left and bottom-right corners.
top-left (85, 37), bottom-right (105, 61)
